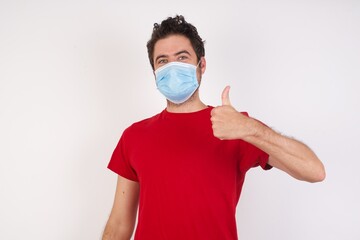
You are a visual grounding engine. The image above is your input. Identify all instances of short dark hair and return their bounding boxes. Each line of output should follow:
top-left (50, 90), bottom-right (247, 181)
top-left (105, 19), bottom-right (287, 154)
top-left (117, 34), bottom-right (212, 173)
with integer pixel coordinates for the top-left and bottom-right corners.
top-left (146, 15), bottom-right (205, 70)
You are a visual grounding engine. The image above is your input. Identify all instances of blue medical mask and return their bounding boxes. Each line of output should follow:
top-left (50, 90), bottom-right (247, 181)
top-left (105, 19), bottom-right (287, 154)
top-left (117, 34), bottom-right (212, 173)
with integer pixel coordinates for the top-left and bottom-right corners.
top-left (155, 61), bottom-right (200, 104)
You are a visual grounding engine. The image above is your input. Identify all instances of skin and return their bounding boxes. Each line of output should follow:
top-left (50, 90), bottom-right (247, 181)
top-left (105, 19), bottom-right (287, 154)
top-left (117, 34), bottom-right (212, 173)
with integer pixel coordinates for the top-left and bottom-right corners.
top-left (102, 34), bottom-right (326, 240)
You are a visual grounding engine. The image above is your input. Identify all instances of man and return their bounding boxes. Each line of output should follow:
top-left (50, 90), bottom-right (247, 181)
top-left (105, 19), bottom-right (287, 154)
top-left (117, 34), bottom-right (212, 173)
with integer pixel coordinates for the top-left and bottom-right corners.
top-left (102, 15), bottom-right (325, 240)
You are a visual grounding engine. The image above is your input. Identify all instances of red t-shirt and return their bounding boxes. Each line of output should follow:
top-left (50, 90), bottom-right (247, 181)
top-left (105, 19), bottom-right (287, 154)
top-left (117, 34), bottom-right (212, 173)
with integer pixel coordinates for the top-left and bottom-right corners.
top-left (108, 106), bottom-right (270, 240)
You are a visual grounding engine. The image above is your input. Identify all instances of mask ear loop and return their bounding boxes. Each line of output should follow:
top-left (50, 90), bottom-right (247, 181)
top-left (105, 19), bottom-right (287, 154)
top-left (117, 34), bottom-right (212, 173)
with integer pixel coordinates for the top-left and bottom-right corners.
top-left (196, 59), bottom-right (202, 69)
top-left (196, 59), bottom-right (204, 84)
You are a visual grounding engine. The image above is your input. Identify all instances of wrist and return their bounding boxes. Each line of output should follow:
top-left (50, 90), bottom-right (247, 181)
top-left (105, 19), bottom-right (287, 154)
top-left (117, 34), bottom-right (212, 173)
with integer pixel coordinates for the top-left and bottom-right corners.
top-left (242, 117), bottom-right (266, 141)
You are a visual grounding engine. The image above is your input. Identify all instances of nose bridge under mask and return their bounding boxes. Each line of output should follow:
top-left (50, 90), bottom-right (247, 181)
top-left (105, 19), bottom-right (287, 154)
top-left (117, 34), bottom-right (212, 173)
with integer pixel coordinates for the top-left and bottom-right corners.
top-left (155, 60), bottom-right (201, 75)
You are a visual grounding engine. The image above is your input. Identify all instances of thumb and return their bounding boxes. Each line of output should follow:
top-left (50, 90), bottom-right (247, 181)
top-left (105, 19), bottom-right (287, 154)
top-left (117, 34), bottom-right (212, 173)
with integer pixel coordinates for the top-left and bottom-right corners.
top-left (221, 85), bottom-right (231, 106)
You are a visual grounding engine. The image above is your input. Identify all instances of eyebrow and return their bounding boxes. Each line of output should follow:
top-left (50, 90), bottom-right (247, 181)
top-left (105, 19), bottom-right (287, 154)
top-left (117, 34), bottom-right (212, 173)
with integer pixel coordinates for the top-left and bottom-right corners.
top-left (155, 50), bottom-right (192, 63)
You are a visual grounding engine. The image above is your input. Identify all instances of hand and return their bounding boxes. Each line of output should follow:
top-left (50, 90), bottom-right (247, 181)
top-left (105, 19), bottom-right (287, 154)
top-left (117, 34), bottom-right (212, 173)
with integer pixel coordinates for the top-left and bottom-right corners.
top-left (210, 86), bottom-right (255, 140)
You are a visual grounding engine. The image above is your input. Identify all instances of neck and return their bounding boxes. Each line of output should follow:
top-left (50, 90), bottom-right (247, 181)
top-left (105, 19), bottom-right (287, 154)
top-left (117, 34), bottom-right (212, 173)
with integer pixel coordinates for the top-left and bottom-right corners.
top-left (166, 91), bottom-right (207, 113)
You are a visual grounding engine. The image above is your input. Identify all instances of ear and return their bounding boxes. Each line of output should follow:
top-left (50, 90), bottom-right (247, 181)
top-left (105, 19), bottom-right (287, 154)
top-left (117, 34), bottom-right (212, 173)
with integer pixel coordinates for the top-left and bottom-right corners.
top-left (199, 57), bottom-right (206, 75)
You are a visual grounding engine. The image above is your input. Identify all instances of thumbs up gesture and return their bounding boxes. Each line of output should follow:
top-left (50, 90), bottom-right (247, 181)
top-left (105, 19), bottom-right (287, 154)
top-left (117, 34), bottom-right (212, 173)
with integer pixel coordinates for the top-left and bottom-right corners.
top-left (211, 86), bottom-right (254, 140)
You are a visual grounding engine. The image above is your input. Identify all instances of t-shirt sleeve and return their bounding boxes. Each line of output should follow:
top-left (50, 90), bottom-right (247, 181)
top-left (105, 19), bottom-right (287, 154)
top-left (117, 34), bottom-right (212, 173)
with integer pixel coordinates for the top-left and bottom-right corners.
top-left (107, 130), bottom-right (139, 182)
top-left (240, 112), bottom-right (272, 171)
top-left (246, 142), bottom-right (272, 170)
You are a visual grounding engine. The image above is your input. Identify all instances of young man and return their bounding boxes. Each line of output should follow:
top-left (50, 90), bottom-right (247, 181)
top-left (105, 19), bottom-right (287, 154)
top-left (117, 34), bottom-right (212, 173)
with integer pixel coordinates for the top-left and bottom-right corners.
top-left (102, 15), bottom-right (325, 240)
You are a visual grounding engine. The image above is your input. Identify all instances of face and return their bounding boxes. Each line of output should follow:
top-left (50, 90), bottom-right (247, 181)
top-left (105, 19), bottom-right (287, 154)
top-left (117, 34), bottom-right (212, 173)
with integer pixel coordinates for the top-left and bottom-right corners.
top-left (153, 34), bottom-right (206, 79)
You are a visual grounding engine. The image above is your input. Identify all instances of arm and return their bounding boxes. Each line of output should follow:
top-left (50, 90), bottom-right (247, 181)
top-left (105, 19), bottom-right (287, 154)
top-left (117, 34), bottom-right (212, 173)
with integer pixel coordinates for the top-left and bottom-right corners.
top-left (239, 118), bottom-right (325, 182)
top-left (211, 86), bottom-right (326, 183)
top-left (102, 175), bottom-right (140, 240)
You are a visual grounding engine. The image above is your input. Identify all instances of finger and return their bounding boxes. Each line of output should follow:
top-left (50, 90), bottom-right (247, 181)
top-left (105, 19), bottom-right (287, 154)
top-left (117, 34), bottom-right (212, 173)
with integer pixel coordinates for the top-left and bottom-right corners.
top-left (221, 85), bottom-right (231, 106)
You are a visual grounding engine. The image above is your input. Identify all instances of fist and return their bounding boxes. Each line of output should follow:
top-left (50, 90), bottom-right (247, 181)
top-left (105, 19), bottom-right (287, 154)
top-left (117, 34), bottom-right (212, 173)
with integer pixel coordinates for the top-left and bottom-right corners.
top-left (210, 86), bottom-right (253, 140)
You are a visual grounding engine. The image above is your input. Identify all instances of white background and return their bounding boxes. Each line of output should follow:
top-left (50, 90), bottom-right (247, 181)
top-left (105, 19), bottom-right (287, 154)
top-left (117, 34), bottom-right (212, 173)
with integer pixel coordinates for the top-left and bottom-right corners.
top-left (1, 0), bottom-right (359, 239)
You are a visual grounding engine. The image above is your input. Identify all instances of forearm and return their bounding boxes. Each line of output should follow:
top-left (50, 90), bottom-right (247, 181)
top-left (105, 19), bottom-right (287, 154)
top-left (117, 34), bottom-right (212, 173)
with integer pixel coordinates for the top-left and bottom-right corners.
top-left (243, 118), bottom-right (326, 182)
top-left (102, 221), bottom-right (134, 240)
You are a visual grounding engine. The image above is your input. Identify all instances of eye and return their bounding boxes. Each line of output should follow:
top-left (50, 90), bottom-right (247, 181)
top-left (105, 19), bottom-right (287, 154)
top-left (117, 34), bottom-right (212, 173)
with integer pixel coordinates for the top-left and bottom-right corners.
top-left (178, 55), bottom-right (188, 61)
top-left (157, 59), bottom-right (168, 65)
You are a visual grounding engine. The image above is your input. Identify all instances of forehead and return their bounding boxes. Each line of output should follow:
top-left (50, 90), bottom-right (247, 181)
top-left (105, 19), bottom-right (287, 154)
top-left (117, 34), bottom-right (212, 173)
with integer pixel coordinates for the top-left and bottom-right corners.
top-left (153, 34), bottom-right (195, 58)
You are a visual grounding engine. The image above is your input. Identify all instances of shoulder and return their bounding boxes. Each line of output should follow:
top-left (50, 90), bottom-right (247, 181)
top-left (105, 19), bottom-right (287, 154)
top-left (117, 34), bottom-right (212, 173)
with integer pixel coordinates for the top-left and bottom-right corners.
top-left (123, 111), bottom-right (163, 136)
